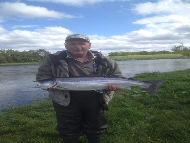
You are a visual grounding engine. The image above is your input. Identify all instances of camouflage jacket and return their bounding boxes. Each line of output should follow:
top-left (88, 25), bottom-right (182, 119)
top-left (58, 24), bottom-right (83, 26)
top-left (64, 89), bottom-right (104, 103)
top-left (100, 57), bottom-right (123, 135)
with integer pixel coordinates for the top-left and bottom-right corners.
top-left (36, 50), bottom-right (123, 108)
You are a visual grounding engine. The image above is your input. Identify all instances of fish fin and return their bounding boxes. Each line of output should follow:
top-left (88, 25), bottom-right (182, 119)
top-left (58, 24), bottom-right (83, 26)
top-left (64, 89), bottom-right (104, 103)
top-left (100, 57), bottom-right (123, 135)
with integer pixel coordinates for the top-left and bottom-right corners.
top-left (145, 80), bottom-right (165, 96)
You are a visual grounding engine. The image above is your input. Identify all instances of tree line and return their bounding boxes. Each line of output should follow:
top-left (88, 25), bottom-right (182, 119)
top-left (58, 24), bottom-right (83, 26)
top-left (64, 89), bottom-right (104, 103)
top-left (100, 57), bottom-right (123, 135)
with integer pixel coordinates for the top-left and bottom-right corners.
top-left (1, 44), bottom-right (190, 64)
top-left (0, 49), bottom-right (50, 64)
top-left (109, 44), bottom-right (190, 57)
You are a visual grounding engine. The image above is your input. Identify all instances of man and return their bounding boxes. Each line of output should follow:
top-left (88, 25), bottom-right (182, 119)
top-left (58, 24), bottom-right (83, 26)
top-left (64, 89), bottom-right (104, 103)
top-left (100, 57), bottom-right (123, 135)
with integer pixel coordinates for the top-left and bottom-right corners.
top-left (36, 34), bottom-right (123, 143)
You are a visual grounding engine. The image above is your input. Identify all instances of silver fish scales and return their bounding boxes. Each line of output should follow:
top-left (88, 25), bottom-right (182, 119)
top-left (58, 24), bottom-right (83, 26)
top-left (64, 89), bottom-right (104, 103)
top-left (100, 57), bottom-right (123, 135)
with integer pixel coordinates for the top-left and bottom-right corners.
top-left (35, 77), bottom-right (164, 95)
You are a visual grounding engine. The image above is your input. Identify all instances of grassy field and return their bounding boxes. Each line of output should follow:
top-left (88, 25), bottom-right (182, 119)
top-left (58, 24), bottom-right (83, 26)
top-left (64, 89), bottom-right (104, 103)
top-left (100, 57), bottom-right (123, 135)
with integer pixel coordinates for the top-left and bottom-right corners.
top-left (0, 69), bottom-right (190, 143)
top-left (109, 54), bottom-right (183, 61)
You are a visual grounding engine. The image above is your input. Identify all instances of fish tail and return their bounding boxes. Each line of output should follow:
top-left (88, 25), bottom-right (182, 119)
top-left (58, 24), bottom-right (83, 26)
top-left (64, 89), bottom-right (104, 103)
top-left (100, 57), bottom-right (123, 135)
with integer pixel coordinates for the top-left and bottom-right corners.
top-left (145, 80), bottom-right (165, 96)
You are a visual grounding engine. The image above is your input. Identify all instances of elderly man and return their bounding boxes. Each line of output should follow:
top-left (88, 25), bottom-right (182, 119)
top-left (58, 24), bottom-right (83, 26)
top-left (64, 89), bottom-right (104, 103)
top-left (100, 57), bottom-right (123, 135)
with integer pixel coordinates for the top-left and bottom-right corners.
top-left (36, 34), bottom-right (123, 143)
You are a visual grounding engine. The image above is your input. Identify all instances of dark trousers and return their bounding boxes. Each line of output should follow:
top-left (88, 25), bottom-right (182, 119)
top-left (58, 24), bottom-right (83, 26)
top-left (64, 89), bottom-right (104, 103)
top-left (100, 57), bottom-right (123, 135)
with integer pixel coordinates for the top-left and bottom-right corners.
top-left (52, 91), bottom-right (107, 142)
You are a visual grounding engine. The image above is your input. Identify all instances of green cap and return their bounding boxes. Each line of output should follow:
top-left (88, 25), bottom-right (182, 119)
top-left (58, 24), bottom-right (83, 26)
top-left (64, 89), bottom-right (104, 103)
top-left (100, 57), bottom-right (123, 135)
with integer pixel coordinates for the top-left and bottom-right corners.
top-left (65, 34), bottom-right (90, 42)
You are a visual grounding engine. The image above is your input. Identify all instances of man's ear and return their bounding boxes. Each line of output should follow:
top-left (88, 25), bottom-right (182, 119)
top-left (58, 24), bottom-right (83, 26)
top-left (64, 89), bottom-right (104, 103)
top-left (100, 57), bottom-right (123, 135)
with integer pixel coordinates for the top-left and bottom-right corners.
top-left (65, 43), bottom-right (68, 50)
top-left (88, 43), bottom-right (91, 49)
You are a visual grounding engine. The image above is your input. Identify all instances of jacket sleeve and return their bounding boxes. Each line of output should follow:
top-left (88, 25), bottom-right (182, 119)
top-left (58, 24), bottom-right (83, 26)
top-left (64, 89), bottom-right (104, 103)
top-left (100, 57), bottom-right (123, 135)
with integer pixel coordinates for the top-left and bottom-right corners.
top-left (36, 57), bottom-right (71, 106)
top-left (36, 57), bottom-right (54, 80)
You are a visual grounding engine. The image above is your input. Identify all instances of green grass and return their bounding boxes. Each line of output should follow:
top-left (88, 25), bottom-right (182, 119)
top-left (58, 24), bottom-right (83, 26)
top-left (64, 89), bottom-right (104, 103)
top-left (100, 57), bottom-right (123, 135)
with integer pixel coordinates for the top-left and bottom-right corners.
top-left (109, 54), bottom-right (183, 61)
top-left (1, 69), bottom-right (190, 143)
top-left (0, 62), bottom-right (41, 66)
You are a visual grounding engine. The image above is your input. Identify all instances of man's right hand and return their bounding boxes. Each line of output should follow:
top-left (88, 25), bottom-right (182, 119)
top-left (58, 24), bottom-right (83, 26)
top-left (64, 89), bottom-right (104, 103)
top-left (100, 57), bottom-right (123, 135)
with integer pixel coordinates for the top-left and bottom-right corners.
top-left (105, 84), bottom-right (121, 91)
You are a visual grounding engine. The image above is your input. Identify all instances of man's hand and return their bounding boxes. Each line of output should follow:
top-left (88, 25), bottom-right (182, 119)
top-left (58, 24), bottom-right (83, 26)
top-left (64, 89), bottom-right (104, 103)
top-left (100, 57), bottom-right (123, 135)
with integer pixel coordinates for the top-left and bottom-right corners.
top-left (105, 84), bottom-right (121, 91)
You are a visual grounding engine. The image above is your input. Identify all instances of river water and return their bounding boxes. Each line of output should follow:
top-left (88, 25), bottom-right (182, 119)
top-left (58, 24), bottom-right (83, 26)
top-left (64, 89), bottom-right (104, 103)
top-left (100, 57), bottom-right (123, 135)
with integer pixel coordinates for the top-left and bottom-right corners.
top-left (0, 59), bottom-right (190, 110)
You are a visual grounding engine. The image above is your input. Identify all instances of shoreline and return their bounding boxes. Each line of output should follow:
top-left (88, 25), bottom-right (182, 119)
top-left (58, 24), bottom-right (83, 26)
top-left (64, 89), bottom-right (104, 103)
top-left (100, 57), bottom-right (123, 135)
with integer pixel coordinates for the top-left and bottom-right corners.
top-left (169, 57), bottom-right (189, 59)
top-left (0, 57), bottom-right (189, 66)
top-left (0, 62), bottom-right (41, 66)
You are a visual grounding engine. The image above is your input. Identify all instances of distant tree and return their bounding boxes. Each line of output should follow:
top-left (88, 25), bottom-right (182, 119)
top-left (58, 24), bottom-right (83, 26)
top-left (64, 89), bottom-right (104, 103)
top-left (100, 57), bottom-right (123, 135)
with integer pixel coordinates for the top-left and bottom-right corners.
top-left (182, 47), bottom-right (189, 51)
top-left (0, 55), bottom-right (7, 63)
top-left (0, 49), bottom-right (50, 63)
top-left (139, 51), bottom-right (148, 55)
top-left (158, 51), bottom-right (170, 54)
top-left (171, 43), bottom-right (190, 53)
top-left (37, 49), bottom-right (50, 61)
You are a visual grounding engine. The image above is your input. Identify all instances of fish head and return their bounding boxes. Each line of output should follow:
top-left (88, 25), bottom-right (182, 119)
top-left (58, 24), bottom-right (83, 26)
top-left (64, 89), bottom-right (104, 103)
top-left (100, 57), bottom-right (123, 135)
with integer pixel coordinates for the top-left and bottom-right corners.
top-left (35, 78), bottom-right (56, 89)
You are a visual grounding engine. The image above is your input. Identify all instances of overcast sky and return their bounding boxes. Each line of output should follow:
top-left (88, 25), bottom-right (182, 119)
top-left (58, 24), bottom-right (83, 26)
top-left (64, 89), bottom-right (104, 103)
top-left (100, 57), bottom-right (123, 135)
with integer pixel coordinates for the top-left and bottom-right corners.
top-left (0, 0), bottom-right (190, 55)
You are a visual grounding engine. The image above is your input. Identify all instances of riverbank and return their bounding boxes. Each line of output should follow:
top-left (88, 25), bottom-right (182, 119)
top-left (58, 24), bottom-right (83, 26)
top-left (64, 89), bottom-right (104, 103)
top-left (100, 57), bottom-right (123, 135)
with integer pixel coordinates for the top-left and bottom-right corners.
top-left (1, 69), bottom-right (190, 143)
top-left (1, 54), bottom-right (188, 66)
top-left (109, 54), bottom-right (186, 61)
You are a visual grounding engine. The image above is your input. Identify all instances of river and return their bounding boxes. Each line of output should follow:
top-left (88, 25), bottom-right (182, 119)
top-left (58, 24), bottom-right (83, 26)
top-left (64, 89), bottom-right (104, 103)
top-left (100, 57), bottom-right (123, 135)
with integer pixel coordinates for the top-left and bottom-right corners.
top-left (0, 59), bottom-right (190, 110)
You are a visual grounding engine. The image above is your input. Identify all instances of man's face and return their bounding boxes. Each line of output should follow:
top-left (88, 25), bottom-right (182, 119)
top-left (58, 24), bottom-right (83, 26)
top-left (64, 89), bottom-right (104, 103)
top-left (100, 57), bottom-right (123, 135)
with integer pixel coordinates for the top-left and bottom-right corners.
top-left (65, 39), bottom-right (91, 58)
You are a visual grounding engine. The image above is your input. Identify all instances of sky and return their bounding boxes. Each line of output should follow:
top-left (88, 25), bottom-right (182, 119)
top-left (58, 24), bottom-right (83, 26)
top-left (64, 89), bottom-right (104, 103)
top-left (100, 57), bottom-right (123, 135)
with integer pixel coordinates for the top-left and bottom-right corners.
top-left (0, 0), bottom-right (190, 55)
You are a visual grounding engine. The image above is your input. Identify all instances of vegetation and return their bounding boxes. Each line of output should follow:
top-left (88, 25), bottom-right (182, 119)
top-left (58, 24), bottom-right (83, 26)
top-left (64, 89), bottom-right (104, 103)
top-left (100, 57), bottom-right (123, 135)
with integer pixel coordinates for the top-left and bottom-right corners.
top-left (109, 50), bottom-right (172, 56)
top-left (171, 43), bottom-right (190, 57)
top-left (1, 69), bottom-right (190, 143)
top-left (1, 44), bottom-right (190, 65)
top-left (109, 54), bottom-right (182, 61)
top-left (109, 44), bottom-right (190, 60)
top-left (0, 49), bottom-right (50, 64)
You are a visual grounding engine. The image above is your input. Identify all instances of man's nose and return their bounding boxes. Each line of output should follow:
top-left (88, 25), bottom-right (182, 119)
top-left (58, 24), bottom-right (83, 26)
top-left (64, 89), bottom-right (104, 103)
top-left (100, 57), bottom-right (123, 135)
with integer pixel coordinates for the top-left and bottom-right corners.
top-left (74, 44), bottom-right (82, 48)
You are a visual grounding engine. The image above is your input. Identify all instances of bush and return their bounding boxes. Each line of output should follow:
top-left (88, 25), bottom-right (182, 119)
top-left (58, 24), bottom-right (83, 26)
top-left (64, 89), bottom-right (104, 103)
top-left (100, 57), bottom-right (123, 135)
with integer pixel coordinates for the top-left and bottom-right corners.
top-left (0, 55), bottom-right (7, 63)
top-left (182, 51), bottom-right (190, 57)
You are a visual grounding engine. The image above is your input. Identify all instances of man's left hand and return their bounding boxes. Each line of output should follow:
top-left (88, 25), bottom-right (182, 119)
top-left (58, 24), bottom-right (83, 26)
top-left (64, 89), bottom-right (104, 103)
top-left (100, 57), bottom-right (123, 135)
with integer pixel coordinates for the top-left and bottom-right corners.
top-left (105, 84), bottom-right (121, 91)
